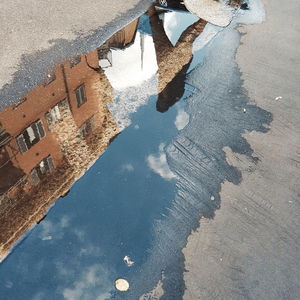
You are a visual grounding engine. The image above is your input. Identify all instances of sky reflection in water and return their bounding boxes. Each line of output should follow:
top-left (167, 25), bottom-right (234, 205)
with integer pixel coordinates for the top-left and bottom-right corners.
top-left (0, 7), bottom-right (213, 300)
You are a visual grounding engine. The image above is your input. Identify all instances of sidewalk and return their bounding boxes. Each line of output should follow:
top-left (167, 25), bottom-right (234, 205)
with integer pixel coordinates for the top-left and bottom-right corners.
top-left (0, 0), bottom-right (151, 108)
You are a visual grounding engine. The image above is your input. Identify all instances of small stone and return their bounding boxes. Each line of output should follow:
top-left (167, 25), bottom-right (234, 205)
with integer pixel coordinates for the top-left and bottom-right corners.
top-left (210, 196), bottom-right (215, 201)
top-left (115, 278), bottom-right (129, 292)
top-left (275, 96), bottom-right (282, 100)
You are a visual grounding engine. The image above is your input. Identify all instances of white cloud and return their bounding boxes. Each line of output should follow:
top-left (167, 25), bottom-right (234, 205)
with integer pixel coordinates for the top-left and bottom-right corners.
top-left (79, 245), bottom-right (103, 257)
top-left (42, 235), bottom-right (52, 241)
top-left (105, 31), bottom-right (159, 130)
top-left (107, 75), bottom-right (158, 130)
top-left (39, 215), bottom-right (71, 240)
top-left (39, 220), bottom-right (53, 239)
top-left (121, 163), bottom-right (134, 172)
top-left (147, 143), bottom-right (176, 181)
top-left (73, 228), bottom-right (85, 242)
top-left (32, 292), bottom-right (45, 300)
top-left (175, 108), bottom-right (189, 130)
top-left (62, 264), bottom-right (111, 300)
top-left (4, 280), bottom-right (13, 289)
top-left (104, 32), bottom-right (158, 90)
top-left (55, 261), bottom-right (74, 277)
top-left (60, 215), bottom-right (71, 228)
top-left (96, 293), bottom-right (111, 300)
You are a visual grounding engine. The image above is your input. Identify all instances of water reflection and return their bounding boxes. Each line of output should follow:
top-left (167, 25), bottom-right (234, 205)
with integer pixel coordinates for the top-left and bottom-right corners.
top-left (146, 143), bottom-right (176, 181)
top-left (0, 6), bottom-right (208, 292)
top-left (149, 7), bottom-right (206, 112)
top-left (0, 46), bottom-right (120, 258)
top-left (0, 19), bottom-right (144, 259)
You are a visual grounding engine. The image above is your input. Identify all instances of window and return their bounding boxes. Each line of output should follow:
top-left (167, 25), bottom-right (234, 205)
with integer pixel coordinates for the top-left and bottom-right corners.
top-left (98, 47), bottom-right (112, 68)
top-left (45, 99), bottom-right (69, 127)
top-left (44, 73), bottom-right (56, 85)
top-left (70, 56), bottom-right (81, 67)
top-left (30, 168), bottom-right (40, 185)
top-left (75, 84), bottom-right (86, 107)
top-left (45, 105), bottom-right (61, 126)
top-left (12, 97), bottom-right (27, 109)
top-left (17, 120), bottom-right (45, 153)
top-left (30, 155), bottom-right (55, 185)
top-left (0, 124), bottom-right (12, 148)
top-left (79, 117), bottom-right (94, 138)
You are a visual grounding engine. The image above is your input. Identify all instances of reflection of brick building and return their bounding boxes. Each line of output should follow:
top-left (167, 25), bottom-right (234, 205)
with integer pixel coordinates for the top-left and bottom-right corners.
top-left (0, 15), bottom-right (140, 261)
top-left (0, 50), bottom-right (118, 260)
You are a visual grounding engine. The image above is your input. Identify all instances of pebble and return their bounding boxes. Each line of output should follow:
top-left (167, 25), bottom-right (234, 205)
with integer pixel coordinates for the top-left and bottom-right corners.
top-left (115, 278), bottom-right (129, 291)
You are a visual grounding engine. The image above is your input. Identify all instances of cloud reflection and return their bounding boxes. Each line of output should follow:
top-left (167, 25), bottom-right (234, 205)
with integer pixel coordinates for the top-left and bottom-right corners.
top-left (147, 143), bottom-right (176, 181)
top-left (105, 32), bottom-right (157, 90)
top-left (121, 163), bottom-right (134, 172)
top-left (175, 108), bottom-right (189, 130)
top-left (62, 264), bottom-right (111, 300)
top-left (38, 215), bottom-right (71, 241)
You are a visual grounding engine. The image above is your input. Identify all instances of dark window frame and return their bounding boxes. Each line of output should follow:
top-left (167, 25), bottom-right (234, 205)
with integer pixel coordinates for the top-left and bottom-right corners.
top-left (44, 73), bottom-right (56, 86)
top-left (75, 84), bottom-right (87, 107)
top-left (30, 155), bottom-right (55, 185)
top-left (17, 120), bottom-right (46, 153)
top-left (70, 56), bottom-right (81, 68)
top-left (79, 116), bottom-right (95, 138)
top-left (45, 98), bottom-right (70, 128)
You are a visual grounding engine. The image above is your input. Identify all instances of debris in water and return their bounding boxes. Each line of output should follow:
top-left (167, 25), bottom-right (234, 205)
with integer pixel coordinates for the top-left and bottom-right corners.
top-left (123, 255), bottom-right (135, 267)
top-left (275, 96), bottom-right (282, 100)
top-left (210, 196), bottom-right (215, 201)
top-left (243, 108), bottom-right (247, 113)
top-left (115, 278), bottom-right (130, 292)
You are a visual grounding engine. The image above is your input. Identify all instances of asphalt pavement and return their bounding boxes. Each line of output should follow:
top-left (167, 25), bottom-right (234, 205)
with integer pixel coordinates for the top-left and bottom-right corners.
top-left (0, 0), bottom-right (151, 108)
top-left (183, 0), bottom-right (300, 299)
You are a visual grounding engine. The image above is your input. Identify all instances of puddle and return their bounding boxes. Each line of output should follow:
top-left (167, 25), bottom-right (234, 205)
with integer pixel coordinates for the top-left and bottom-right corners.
top-left (0, 5), bottom-right (210, 262)
top-left (0, 2), bottom-right (271, 300)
